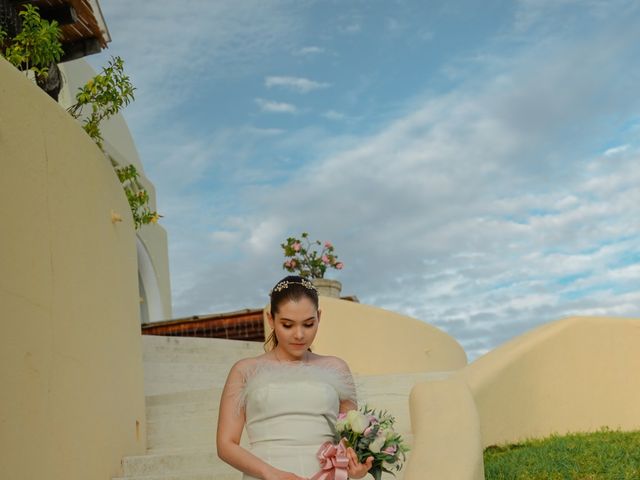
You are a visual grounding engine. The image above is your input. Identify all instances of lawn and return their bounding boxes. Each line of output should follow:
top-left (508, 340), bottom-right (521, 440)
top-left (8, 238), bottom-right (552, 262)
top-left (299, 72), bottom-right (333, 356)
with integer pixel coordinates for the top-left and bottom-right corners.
top-left (484, 429), bottom-right (640, 480)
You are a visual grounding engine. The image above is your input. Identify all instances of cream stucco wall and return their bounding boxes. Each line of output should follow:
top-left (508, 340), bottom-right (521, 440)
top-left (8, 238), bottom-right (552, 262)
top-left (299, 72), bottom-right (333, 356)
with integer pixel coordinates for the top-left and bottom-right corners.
top-left (463, 315), bottom-right (640, 447)
top-left (405, 376), bottom-right (484, 480)
top-left (313, 297), bottom-right (467, 374)
top-left (265, 296), bottom-right (467, 374)
top-left (58, 59), bottom-right (172, 322)
top-left (404, 315), bottom-right (640, 480)
top-left (0, 57), bottom-right (146, 479)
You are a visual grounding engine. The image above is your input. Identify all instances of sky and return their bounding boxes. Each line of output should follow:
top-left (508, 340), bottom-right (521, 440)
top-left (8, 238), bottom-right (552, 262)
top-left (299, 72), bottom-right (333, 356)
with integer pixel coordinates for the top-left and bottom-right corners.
top-left (88, 0), bottom-right (640, 361)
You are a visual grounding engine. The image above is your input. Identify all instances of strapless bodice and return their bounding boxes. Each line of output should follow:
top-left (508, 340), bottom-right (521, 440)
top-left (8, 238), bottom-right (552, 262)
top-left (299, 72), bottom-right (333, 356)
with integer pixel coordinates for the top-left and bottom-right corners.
top-left (237, 361), bottom-right (355, 479)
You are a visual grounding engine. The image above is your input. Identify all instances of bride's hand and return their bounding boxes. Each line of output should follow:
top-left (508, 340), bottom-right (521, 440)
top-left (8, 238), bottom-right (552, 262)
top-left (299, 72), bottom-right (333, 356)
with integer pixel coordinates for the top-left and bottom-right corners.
top-left (345, 446), bottom-right (374, 479)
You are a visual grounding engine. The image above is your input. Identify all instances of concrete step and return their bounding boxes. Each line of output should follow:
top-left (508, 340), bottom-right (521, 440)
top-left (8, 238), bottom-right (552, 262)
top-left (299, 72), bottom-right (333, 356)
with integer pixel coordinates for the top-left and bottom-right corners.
top-left (143, 373), bottom-right (226, 396)
top-left (114, 471), bottom-right (240, 480)
top-left (147, 400), bottom-right (219, 420)
top-left (147, 415), bottom-right (218, 452)
top-left (144, 362), bottom-right (237, 375)
top-left (142, 335), bottom-right (263, 358)
top-left (122, 449), bottom-right (234, 477)
top-left (146, 388), bottom-right (224, 408)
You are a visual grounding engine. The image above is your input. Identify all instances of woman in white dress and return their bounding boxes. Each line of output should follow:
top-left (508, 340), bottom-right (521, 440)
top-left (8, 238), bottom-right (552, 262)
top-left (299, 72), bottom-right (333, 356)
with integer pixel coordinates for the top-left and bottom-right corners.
top-left (217, 276), bottom-right (374, 480)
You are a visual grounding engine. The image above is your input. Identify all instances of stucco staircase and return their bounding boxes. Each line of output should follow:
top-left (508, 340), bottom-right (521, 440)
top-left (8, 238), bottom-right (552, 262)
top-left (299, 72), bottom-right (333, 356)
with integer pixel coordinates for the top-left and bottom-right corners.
top-left (114, 335), bottom-right (434, 480)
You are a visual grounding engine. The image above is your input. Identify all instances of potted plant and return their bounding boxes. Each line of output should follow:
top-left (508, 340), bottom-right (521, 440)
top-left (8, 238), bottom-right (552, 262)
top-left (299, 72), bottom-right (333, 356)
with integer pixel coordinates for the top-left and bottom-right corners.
top-left (281, 232), bottom-right (344, 297)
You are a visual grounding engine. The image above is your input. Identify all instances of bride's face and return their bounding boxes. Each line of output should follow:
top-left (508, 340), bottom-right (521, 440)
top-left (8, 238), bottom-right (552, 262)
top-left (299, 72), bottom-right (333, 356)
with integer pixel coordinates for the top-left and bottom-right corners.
top-left (269, 296), bottom-right (321, 360)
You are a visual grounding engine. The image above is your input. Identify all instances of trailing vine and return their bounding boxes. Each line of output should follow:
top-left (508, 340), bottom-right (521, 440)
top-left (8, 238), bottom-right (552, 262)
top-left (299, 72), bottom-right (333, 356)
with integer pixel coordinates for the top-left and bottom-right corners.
top-left (68, 56), bottom-right (161, 229)
top-left (1, 4), bottom-right (161, 229)
top-left (67, 56), bottom-right (135, 148)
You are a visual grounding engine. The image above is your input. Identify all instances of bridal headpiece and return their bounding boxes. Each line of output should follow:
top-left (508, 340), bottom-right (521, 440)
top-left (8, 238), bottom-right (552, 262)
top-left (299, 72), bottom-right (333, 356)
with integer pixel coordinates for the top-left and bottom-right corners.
top-left (271, 278), bottom-right (317, 294)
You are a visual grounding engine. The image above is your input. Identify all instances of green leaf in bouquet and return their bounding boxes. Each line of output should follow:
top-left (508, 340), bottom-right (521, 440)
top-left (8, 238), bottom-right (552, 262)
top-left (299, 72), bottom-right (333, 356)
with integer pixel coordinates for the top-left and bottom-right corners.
top-left (323, 414), bottom-right (340, 444)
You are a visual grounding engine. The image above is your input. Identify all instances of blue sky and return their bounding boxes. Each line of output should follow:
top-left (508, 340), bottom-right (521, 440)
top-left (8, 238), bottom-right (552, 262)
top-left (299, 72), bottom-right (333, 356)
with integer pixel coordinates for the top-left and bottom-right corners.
top-left (89, 0), bottom-right (640, 360)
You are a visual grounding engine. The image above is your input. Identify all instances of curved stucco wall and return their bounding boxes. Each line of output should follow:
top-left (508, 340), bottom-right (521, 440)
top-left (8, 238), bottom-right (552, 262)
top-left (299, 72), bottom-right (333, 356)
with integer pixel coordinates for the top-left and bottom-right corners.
top-left (273, 296), bottom-right (467, 374)
top-left (59, 59), bottom-right (173, 322)
top-left (0, 58), bottom-right (146, 479)
top-left (405, 315), bottom-right (640, 480)
top-left (462, 315), bottom-right (640, 448)
top-left (405, 376), bottom-right (484, 480)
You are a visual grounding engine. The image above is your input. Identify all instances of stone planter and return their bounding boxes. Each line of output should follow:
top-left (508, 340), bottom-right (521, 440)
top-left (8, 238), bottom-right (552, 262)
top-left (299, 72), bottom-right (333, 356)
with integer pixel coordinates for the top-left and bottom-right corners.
top-left (312, 278), bottom-right (342, 298)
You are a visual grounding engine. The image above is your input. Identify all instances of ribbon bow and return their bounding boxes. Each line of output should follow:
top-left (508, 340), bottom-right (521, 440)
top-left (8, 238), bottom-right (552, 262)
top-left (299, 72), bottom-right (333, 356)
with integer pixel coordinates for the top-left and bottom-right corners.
top-left (308, 440), bottom-right (349, 480)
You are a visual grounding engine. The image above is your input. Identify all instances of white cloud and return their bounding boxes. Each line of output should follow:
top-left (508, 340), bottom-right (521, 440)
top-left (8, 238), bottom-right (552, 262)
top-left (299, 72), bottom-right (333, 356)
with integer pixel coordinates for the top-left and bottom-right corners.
top-left (265, 76), bottom-right (330, 93)
top-left (323, 110), bottom-right (346, 121)
top-left (255, 98), bottom-right (298, 113)
top-left (342, 23), bottom-right (361, 34)
top-left (604, 144), bottom-right (629, 156)
top-left (295, 46), bottom-right (325, 56)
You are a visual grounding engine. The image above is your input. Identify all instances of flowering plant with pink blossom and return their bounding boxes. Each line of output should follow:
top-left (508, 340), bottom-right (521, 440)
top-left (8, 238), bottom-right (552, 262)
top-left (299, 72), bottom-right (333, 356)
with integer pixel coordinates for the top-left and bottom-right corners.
top-left (332, 405), bottom-right (409, 480)
top-left (281, 232), bottom-right (344, 279)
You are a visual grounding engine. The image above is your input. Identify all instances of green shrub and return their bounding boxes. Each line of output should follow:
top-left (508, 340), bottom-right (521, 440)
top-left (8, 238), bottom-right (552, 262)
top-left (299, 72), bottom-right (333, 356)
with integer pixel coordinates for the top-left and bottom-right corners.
top-left (1, 4), bottom-right (63, 82)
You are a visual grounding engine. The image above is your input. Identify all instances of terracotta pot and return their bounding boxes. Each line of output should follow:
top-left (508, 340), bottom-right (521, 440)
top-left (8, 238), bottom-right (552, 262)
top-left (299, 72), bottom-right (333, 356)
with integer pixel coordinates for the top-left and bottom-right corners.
top-left (312, 278), bottom-right (342, 298)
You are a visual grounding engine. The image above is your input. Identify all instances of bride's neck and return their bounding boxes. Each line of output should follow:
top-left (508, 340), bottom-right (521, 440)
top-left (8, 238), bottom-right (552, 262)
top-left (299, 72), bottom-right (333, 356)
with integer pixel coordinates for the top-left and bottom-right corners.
top-left (273, 347), bottom-right (308, 363)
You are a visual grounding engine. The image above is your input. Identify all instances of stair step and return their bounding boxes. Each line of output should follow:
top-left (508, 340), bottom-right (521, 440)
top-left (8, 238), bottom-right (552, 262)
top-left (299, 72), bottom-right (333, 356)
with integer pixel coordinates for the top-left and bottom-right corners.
top-left (146, 388), bottom-right (223, 407)
top-left (142, 336), bottom-right (263, 356)
top-left (122, 450), bottom-right (234, 476)
top-left (146, 416), bottom-right (219, 452)
top-left (114, 472), bottom-right (240, 480)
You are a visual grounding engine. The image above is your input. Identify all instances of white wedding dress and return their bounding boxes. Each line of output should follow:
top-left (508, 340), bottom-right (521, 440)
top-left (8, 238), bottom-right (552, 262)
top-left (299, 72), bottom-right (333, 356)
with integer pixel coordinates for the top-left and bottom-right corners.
top-left (238, 361), bottom-right (356, 479)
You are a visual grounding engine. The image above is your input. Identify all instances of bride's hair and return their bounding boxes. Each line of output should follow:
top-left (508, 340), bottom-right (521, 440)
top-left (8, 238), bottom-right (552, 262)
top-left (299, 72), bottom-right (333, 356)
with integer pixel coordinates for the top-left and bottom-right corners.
top-left (264, 275), bottom-right (319, 351)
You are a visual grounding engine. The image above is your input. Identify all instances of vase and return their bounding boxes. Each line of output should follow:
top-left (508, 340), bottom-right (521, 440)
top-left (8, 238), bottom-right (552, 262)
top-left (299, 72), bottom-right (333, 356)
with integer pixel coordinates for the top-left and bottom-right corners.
top-left (312, 278), bottom-right (342, 298)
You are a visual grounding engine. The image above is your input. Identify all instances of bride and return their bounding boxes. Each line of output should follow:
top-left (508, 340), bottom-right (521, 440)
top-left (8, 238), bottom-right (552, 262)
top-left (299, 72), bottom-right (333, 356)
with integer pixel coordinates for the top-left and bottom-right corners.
top-left (217, 275), bottom-right (374, 480)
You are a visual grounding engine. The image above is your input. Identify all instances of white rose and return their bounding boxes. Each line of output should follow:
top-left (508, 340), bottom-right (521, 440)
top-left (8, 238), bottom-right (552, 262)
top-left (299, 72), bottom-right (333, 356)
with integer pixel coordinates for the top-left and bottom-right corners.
top-left (369, 432), bottom-right (386, 453)
top-left (346, 410), bottom-right (370, 434)
top-left (335, 418), bottom-right (347, 433)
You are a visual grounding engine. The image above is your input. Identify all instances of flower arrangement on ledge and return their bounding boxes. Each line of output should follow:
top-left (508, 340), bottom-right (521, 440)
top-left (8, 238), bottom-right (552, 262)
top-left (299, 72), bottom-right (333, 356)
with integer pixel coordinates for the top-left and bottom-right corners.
top-left (281, 232), bottom-right (343, 279)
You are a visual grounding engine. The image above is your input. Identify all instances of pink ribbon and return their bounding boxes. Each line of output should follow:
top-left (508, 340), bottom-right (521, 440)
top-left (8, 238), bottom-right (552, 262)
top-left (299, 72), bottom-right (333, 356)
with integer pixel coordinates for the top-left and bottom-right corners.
top-left (308, 441), bottom-right (349, 480)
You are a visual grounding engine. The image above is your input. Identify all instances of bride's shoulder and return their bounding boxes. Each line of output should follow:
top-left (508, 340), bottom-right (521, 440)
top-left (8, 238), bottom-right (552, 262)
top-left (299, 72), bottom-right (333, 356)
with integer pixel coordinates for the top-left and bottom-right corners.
top-left (309, 353), bottom-right (353, 375)
top-left (226, 354), bottom-right (270, 378)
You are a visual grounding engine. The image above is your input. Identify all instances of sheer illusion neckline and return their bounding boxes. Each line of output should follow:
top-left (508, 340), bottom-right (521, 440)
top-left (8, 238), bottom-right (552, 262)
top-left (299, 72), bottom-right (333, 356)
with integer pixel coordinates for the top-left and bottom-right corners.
top-left (235, 360), bottom-right (358, 410)
top-left (272, 349), bottom-right (311, 364)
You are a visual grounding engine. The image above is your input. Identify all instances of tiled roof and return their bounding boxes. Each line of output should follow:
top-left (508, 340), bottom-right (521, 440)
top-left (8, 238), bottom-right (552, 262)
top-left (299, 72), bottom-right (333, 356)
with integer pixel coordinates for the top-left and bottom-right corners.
top-left (142, 308), bottom-right (266, 342)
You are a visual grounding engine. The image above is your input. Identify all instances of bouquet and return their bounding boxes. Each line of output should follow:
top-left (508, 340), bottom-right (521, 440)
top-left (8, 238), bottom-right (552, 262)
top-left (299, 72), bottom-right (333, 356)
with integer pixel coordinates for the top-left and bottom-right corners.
top-left (334, 406), bottom-right (409, 480)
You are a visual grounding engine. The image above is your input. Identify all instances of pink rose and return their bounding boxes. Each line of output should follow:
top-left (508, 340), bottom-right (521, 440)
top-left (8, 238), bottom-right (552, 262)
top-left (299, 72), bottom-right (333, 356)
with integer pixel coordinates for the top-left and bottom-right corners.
top-left (383, 445), bottom-right (397, 455)
top-left (324, 241), bottom-right (333, 248)
top-left (284, 260), bottom-right (292, 268)
top-left (322, 255), bottom-right (330, 264)
top-left (290, 259), bottom-right (297, 267)
top-left (292, 242), bottom-right (301, 252)
top-left (335, 262), bottom-right (344, 270)
top-left (363, 425), bottom-right (374, 436)
top-left (337, 412), bottom-right (347, 420)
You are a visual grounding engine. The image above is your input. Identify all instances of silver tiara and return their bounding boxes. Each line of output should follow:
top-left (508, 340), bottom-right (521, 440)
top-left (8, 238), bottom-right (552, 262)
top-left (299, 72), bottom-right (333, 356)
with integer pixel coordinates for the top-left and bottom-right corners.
top-left (271, 278), bottom-right (317, 294)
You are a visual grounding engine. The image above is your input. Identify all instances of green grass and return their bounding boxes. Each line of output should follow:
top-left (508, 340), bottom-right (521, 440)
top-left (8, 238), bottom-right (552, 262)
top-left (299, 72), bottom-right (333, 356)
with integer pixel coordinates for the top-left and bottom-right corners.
top-left (483, 429), bottom-right (640, 480)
